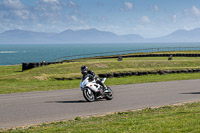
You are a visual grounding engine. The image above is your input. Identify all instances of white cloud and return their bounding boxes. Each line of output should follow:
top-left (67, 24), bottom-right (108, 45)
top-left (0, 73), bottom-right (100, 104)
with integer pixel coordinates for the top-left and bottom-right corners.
top-left (99, 25), bottom-right (120, 31)
top-left (0, 0), bottom-right (31, 20)
top-left (173, 14), bottom-right (176, 23)
top-left (3, 0), bottom-right (25, 9)
top-left (33, 0), bottom-right (66, 21)
top-left (69, 0), bottom-right (76, 6)
top-left (184, 6), bottom-right (200, 16)
top-left (71, 15), bottom-right (78, 22)
top-left (37, 23), bottom-right (43, 27)
top-left (191, 6), bottom-right (200, 16)
top-left (35, 0), bottom-right (63, 11)
top-left (140, 16), bottom-right (150, 23)
top-left (183, 25), bottom-right (194, 31)
top-left (153, 5), bottom-right (159, 11)
top-left (42, 0), bottom-right (59, 3)
top-left (121, 2), bottom-right (133, 11)
top-left (0, 0), bottom-right (81, 33)
top-left (124, 2), bottom-right (133, 9)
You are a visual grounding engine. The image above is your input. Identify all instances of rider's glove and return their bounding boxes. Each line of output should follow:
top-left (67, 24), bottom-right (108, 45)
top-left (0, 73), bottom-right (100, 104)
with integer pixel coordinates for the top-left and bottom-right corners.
top-left (89, 75), bottom-right (94, 81)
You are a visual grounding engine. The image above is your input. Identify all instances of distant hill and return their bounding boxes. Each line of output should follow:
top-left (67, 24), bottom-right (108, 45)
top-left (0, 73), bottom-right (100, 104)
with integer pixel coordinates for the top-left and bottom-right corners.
top-left (0, 28), bottom-right (200, 44)
top-left (0, 29), bottom-right (143, 44)
top-left (0, 29), bottom-right (56, 44)
top-left (146, 28), bottom-right (200, 43)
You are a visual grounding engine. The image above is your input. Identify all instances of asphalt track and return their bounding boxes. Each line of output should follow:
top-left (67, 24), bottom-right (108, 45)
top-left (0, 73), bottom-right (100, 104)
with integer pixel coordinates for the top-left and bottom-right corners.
top-left (1, 79), bottom-right (200, 129)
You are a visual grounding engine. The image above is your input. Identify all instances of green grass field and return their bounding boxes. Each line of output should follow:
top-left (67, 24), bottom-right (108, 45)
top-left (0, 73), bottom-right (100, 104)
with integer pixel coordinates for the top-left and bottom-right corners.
top-left (1, 51), bottom-right (200, 132)
top-left (1, 54), bottom-right (200, 94)
top-left (2, 102), bottom-right (200, 133)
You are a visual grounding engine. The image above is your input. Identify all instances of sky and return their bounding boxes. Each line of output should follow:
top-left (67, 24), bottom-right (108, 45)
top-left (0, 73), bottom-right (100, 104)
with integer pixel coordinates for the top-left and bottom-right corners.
top-left (1, 0), bottom-right (200, 38)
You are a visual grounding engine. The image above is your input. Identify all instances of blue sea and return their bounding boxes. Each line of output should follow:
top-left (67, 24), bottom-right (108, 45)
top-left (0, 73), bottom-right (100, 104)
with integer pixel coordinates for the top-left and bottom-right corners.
top-left (1, 43), bottom-right (200, 65)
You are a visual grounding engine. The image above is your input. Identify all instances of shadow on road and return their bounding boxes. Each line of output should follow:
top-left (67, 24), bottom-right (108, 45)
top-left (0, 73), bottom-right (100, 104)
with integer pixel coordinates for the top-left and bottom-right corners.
top-left (180, 92), bottom-right (200, 94)
top-left (46, 100), bottom-right (87, 103)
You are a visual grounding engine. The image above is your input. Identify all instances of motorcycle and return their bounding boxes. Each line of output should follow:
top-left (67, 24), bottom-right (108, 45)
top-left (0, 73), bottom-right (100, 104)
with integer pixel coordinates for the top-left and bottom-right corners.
top-left (80, 74), bottom-right (113, 102)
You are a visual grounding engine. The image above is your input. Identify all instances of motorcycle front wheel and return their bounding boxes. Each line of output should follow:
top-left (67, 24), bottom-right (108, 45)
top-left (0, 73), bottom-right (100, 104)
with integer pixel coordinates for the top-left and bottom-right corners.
top-left (83, 88), bottom-right (95, 102)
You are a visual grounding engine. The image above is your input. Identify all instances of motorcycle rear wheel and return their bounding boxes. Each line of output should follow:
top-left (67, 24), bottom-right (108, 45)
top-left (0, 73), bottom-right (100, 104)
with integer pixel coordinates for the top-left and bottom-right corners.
top-left (83, 88), bottom-right (95, 102)
top-left (105, 87), bottom-right (113, 100)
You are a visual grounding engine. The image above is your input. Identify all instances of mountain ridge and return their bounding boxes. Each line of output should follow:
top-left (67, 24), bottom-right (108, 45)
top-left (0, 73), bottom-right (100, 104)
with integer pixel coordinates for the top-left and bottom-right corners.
top-left (0, 28), bottom-right (200, 44)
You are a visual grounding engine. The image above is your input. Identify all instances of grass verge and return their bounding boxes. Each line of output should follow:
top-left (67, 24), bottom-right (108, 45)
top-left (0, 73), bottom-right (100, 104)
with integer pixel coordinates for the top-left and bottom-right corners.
top-left (2, 101), bottom-right (200, 132)
top-left (1, 56), bottom-right (200, 94)
top-left (0, 73), bottom-right (200, 94)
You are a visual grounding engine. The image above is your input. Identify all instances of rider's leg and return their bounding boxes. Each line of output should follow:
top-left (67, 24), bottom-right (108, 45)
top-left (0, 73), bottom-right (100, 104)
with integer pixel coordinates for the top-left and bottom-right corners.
top-left (96, 80), bottom-right (107, 90)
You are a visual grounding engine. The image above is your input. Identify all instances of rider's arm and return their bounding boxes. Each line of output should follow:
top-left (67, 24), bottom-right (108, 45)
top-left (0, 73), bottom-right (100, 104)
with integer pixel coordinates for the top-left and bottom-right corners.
top-left (87, 70), bottom-right (96, 81)
top-left (88, 70), bottom-right (96, 77)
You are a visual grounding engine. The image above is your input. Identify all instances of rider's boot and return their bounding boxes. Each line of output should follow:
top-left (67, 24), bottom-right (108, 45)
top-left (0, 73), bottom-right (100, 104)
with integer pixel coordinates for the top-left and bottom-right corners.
top-left (103, 84), bottom-right (109, 93)
top-left (97, 80), bottom-right (109, 93)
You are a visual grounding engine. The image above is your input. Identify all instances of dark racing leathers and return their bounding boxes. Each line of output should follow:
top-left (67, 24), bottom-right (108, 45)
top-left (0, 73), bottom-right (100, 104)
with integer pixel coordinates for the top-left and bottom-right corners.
top-left (82, 70), bottom-right (106, 89)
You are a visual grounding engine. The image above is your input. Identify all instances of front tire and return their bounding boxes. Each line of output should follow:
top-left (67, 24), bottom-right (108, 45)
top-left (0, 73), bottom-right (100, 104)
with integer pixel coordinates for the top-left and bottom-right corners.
top-left (83, 88), bottom-right (95, 102)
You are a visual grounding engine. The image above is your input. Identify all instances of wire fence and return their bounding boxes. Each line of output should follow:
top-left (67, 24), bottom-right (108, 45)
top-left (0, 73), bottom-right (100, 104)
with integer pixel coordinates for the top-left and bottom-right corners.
top-left (53, 47), bottom-right (200, 62)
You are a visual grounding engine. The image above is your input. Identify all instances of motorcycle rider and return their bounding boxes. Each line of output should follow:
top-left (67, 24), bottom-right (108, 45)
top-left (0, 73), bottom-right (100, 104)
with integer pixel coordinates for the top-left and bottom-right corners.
top-left (81, 66), bottom-right (108, 92)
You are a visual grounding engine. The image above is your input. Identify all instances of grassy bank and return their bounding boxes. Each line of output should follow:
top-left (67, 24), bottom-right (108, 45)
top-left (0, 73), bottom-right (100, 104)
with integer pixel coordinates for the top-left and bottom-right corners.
top-left (1, 73), bottom-right (200, 94)
top-left (1, 55), bottom-right (200, 94)
top-left (2, 102), bottom-right (200, 132)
